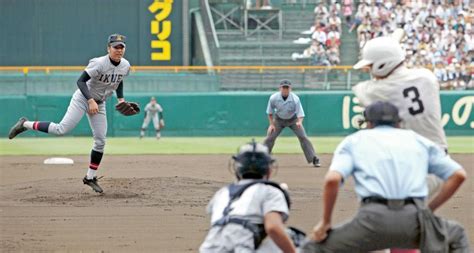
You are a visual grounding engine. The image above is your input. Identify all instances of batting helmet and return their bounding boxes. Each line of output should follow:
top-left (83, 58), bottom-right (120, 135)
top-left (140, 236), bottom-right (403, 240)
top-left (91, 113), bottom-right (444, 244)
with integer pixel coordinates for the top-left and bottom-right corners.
top-left (232, 140), bottom-right (274, 180)
top-left (353, 36), bottom-right (405, 77)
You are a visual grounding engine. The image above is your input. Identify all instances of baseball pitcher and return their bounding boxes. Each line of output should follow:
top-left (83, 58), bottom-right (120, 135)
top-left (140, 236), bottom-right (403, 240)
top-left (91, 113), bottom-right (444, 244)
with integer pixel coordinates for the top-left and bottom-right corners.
top-left (8, 34), bottom-right (139, 193)
top-left (140, 97), bottom-right (164, 139)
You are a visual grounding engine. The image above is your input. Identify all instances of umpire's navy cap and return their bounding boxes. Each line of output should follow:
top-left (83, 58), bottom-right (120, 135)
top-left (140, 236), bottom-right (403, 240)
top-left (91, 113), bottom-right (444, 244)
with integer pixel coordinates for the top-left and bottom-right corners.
top-left (280, 79), bottom-right (292, 87)
top-left (108, 34), bottom-right (126, 47)
top-left (364, 101), bottom-right (401, 125)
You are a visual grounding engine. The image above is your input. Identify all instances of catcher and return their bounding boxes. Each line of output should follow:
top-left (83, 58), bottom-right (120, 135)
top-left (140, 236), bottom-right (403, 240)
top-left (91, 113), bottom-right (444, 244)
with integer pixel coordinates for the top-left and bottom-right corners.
top-left (200, 140), bottom-right (305, 253)
top-left (139, 96), bottom-right (165, 139)
top-left (8, 34), bottom-right (139, 193)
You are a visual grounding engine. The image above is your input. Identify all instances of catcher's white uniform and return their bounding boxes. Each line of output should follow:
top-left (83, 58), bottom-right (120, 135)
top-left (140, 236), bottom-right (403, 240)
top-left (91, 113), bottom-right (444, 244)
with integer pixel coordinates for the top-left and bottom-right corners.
top-left (200, 180), bottom-right (289, 253)
top-left (353, 66), bottom-right (448, 150)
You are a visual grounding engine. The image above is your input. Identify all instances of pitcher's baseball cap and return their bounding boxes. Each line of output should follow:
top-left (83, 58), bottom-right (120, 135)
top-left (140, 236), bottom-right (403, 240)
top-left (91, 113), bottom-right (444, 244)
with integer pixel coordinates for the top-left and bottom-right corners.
top-left (280, 79), bottom-right (292, 87)
top-left (108, 34), bottom-right (126, 47)
top-left (364, 101), bottom-right (401, 126)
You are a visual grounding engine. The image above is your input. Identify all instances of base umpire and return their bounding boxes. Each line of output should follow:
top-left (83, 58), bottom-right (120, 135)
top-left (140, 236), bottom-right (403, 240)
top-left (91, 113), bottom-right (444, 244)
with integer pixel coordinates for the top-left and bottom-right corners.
top-left (264, 80), bottom-right (320, 167)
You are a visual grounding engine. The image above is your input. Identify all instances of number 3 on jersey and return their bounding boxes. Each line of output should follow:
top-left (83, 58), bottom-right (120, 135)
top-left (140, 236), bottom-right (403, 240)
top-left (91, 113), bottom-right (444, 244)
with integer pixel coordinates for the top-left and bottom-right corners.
top-left (403, 87), bottom-right (424, 115)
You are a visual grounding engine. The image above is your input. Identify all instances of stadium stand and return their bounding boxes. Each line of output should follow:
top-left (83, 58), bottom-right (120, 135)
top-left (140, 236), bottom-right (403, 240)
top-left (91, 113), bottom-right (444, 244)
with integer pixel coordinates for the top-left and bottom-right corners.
top-left (290, 2), bottom-right (342, 66)
top-left (3, 1), bottom-right (470, 93)
top-left (350, 0), bottom-right (473, 90)
top-left (195, 0), bottom-right (367, 90)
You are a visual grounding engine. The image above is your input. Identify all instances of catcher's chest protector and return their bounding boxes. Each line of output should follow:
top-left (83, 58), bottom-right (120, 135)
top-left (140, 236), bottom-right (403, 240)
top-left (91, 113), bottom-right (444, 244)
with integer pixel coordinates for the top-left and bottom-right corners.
top-left (212, 180), bottom-right (291, 249)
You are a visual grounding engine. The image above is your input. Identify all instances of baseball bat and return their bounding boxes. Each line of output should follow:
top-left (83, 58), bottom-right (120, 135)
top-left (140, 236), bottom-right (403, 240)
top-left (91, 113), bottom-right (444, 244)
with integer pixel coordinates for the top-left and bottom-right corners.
top-left (390, 28), bottom-right (406, 43)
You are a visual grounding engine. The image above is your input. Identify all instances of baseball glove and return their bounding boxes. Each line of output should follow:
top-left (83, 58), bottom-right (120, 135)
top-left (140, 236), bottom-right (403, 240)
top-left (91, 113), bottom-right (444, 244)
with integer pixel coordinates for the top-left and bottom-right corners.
top-left (159, 119), bottom-right (165, 129)
top-left (115, 101), bottom-right (140, 116)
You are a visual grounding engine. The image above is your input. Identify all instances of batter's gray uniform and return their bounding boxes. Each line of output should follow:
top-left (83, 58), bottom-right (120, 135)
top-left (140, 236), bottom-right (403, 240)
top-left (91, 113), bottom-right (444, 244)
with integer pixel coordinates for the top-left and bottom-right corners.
top-left (47, 55), bottom-right (130, 152)
top-left (301, 126), bottom-right (469, 252)
top-left (142, 103), bottom-right (163, 130)
top-left (353, 66), bottom-right (448, 150)
top-left (264, 92), bottom-right (317, 163)
top-left (200, 179), bottom-right (289, 253)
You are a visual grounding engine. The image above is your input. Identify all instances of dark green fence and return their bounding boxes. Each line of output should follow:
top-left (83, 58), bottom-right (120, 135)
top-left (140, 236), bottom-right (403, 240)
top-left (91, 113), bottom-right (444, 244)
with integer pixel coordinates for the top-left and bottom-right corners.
top-left (1, 91), bottom-right (473, 137)
top-left (0, 0), bottom-right (183, 66)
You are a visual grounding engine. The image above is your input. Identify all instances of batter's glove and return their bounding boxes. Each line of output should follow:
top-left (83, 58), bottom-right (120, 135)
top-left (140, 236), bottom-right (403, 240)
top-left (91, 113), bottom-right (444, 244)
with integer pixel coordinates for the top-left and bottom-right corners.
top-left (115, 101), bottom-right (140, 116)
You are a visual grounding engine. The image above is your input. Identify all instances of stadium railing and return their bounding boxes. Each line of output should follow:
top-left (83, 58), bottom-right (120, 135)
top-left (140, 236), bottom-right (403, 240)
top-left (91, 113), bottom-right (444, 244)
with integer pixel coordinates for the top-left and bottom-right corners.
top-left (2, 65), bottom-right (470, 94)
top-left (0, 65), bottom-right (369, 95)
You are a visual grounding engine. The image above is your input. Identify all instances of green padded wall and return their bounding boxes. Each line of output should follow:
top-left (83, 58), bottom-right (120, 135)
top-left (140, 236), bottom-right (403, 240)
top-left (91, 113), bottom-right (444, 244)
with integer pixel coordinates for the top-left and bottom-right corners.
top-left (1, 91), bottom-right (472, 137)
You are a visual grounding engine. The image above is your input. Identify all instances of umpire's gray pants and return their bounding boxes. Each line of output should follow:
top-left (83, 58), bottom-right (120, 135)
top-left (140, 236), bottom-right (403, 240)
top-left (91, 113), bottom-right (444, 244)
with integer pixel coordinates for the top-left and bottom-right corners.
top-left (301, 202), bottom-right (469, 253)
top-left (264, 116), bottom-right (316, 163)
top-left (47, 90), bottom-right (107, 152)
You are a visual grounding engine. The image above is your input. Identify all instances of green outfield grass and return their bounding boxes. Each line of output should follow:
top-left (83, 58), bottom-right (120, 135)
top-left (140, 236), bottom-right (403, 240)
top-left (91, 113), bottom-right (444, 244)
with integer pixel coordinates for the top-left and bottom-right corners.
top-left (0, 136), bottom-right (473, 155)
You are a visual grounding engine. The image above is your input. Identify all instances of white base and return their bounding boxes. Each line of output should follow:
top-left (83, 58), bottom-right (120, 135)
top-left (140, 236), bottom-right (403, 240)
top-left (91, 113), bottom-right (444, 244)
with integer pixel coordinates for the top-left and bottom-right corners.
top-left (43, 157), bottom-right (74, 165)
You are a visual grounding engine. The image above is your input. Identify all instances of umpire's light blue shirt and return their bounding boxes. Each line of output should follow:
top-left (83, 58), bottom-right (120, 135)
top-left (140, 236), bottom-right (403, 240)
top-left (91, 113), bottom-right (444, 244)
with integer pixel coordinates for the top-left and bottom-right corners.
top-left (266, 92), bottom-right (305, 120)
top-left (330, 126), bottom-right (461, 199)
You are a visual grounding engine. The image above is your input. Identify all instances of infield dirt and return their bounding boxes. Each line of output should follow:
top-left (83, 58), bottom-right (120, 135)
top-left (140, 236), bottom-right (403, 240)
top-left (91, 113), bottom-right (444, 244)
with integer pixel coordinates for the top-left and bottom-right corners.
top-left (1, 154), bottom-right (472, 252)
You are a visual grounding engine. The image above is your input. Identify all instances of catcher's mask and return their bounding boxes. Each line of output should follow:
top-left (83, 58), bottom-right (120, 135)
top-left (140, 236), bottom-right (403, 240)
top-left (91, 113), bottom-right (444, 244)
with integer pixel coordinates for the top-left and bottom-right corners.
top-left (231, 140), bottom-right (275, 180)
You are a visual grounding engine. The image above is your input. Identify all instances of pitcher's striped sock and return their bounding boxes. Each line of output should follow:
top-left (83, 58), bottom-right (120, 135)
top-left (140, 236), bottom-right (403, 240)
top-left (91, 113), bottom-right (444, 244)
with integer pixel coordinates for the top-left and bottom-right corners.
top-left (24, 121), bottom-right (51, 133)
top-left (87, 150), bottom-right (104, 179)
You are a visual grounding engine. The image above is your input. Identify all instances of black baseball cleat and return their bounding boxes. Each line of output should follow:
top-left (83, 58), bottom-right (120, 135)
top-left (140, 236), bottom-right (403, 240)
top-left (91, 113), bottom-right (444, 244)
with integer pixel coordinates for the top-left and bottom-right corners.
top-left (83, 176), bottom-right (103, 193)
top-left (312, 156), bottom-right (321, 167)
top-left (8, 117), bottom-right (28, 139)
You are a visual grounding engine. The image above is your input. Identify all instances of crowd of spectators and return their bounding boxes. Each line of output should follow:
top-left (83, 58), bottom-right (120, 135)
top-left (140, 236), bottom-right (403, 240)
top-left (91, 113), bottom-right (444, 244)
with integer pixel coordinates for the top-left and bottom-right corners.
top-left (292, 2), bottom-right (342, 66)
top-left (350, 0), bottom-right (473, 90)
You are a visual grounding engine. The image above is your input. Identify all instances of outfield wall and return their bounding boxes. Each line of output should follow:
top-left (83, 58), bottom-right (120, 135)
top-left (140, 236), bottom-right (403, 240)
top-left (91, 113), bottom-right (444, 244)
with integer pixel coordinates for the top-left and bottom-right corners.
top-left (1, 92), bottom-right (473, 137)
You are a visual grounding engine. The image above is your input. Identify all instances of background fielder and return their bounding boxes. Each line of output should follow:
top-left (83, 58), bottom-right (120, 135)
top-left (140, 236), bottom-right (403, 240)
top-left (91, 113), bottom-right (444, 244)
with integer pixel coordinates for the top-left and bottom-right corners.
top-left (8, 34), bottom-right (139, 193)
top-left (140, 96), bottom-right (165, 139)
top-left (264, 80), bottom-right (320, 167)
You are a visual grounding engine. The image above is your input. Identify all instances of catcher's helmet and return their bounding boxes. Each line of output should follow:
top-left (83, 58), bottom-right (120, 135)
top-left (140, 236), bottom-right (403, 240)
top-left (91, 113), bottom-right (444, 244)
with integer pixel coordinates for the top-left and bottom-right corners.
top-left (353, 36), bottom-right (405, 77)
top-left (232, 140), bottom-right (274, 180)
